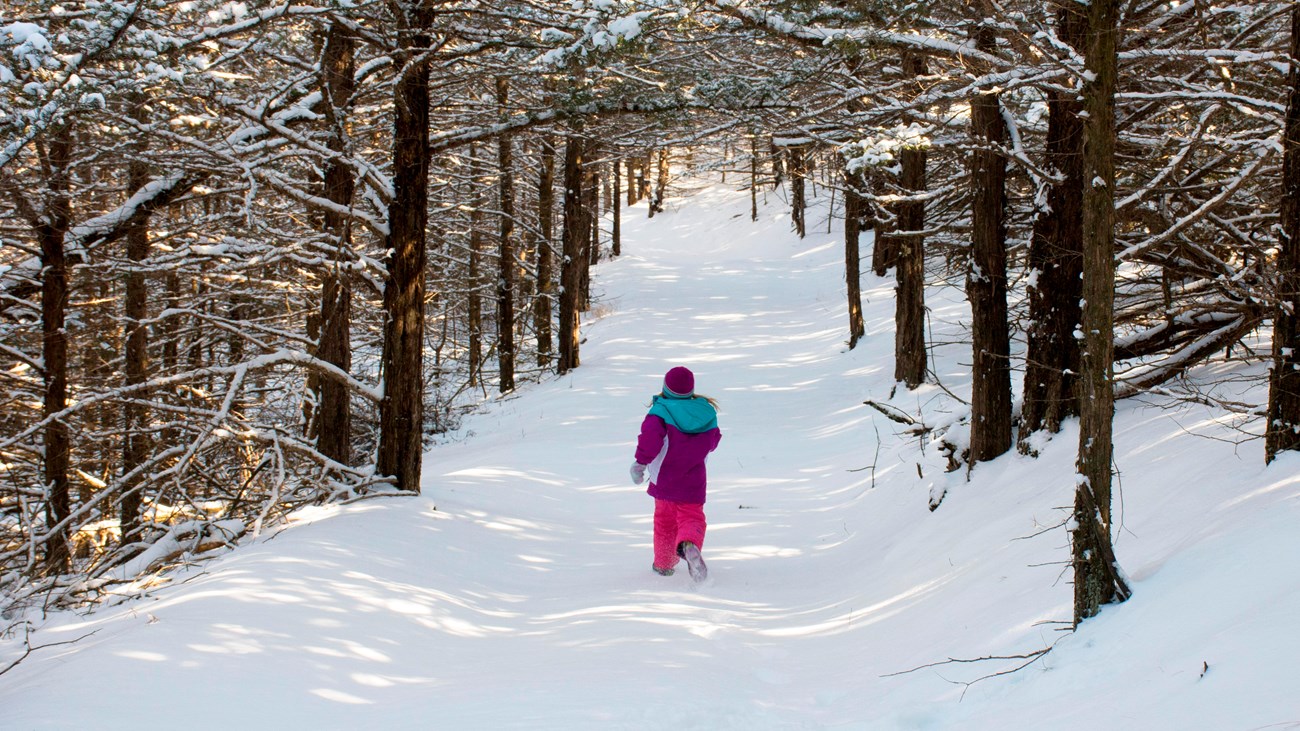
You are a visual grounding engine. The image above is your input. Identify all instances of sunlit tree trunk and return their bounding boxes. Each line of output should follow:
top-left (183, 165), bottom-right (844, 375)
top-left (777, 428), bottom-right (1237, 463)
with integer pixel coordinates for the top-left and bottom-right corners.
top-left (312, 22), bottom-right (355, 465)
top-left (378, 5), bottom-right (435, 492)
top-left (647, 148), bottom-right (664, 218)
top-left (654, 147), bottom-right (669, 213)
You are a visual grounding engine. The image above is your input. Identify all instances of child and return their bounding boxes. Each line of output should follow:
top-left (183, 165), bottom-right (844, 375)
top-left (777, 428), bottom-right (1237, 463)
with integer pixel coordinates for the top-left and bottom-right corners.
top-left (630, 366), bottom-right (722, 582)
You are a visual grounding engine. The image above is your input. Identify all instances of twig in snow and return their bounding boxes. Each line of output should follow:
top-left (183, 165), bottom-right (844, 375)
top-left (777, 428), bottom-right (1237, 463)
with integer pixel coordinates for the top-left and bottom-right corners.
top-left (882, 646), bottom-right (1054, 700)
top-left (0, 627), bottom-right (100, 677)
top-left (863, 400), bottom-right (932, 437)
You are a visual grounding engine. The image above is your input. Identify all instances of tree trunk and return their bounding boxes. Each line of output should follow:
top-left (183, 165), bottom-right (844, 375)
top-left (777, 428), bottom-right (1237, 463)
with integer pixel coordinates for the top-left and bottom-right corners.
top-left (588, 155), bottom-right (601, 266)
top-left (160, 270), bottom-right (180, 445)
top-left (122, 96), bottom-right (150, 543)
top-left (639, 153), bottom-right (652, 202)
top-left (966, 25), bottom-right (1013, 464)
top-left (1021, 2), bottom-right (1086, 448)
top-left (558, 133), bottom-right (586, 374)
top-left (1074, 0), bottom-right (1131, 625)
top-left (750, 135), bottom-right (759, 222)
top-left (790, 146), bottom-right (807, 238)
top-left (626, 158), bottom-right (639, 206)
top-left (858, 167), bottom-right (878, 232)
top-left (313, 22), bottom-right (355, 465)
top-left (40, 128), bottom-right (74, 573)
top-left (496, 77), bottom-right (516, 393)
top-left (647, 149), bottom-right (662, 218)
top-left (612, 157), bottom-right (622, 257)
top-left (468, 143), bottom-right (485, 386)
top-left (378, 8), bottom-right (434, 492)
top-left (872, 162), bottom-right (897, 275)
top-left (580, 144), bottom-right (598, 312)
top-left (536, 136), bottom-right (555, 368)
top-left (654, 147), bottom-right (669, 213)
top-left (1267, 6), bottom-right (1300, 463)
top-left (226, 293), bottom-right (254, 491)
top-left (844, 168), bottom-right (866, 349)
top-left (894, 146), bottom-right (927, 388)
top-left (893, 51), bottom-right (929, 389)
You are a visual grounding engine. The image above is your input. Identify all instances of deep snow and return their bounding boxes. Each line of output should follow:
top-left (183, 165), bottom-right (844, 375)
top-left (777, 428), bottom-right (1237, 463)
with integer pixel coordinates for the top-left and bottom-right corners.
top-left (1, 175), bottom-right (1298, 730)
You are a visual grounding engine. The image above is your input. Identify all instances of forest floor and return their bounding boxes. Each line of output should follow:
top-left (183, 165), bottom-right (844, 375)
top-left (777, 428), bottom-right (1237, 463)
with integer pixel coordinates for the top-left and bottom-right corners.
top-left (1, 175), bottom-right (1297, 730)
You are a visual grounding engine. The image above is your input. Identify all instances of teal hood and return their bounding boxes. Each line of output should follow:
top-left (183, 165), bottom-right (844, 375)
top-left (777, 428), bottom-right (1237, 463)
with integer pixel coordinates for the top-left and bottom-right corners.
top-left (648, 394), bottom-right (718, 434)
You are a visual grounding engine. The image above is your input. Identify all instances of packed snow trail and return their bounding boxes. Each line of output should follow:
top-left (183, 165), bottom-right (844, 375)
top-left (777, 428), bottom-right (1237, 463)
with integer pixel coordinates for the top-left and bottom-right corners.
top-left (3, 177), bottom-right (1299, 730)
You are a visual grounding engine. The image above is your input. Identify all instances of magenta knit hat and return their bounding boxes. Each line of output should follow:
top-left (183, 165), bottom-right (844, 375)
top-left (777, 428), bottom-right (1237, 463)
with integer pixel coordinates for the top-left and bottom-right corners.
top-left (663, 366), bottom-right (695, 398)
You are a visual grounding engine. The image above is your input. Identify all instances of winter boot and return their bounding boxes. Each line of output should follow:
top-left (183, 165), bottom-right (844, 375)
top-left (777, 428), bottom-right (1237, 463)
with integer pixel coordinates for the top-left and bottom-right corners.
top-left (678, 541), bottom-right (708, 583)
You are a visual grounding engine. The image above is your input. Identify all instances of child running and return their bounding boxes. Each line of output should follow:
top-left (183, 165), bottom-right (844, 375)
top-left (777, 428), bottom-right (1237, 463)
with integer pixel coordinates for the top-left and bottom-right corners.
top-left (629, 366), bottom-right (722, 582)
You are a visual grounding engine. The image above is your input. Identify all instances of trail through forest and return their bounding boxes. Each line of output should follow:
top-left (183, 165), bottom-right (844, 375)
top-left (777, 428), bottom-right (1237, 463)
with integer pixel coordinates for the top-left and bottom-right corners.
top-left (1, 177), bottom-right (1297, 730)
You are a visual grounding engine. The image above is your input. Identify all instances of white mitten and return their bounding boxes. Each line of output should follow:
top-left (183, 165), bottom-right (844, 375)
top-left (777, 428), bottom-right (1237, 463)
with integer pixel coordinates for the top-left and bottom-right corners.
top-left (630, 462), bottom-right (647, 485)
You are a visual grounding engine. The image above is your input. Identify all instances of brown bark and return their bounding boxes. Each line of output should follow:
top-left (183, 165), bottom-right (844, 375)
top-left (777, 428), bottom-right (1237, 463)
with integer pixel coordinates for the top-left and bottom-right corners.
top-left (872, 166), bottom-right (898, 274)
top-left (558, 133), bottom-right (587, 374)
top-left (612, 157), bottom-right (622, 257)
top-left (858, 167), bottom-right (878, 233)
top-left (378, 8), bottom-right (435, 492)
top-left (580, 145), bottom-right (598, 311)
top-left (654, 147), bottom-right (669, 213)
top-left (639, 153), bottom-right (652, 202)
top-left (626, 158), bottom-right (639, 206)
top-left (121, 95), bottom-right (150, 542)
top-left (1267, 6), bottom-right (1300, 463)
top-left (966, 24), bottom-right (1012, 464)
top-left (844, 168), bottom-right (866, 349)
top-left (312, 22), bottom-right (355, 465)
top-left (496, 77), bottom-right (516, 393)
top-left (892, 51), bottom-right (929, 389)
top-left (894, 145), bottom-right (927, 389)
top-left (790, 146), bottom-right (807, 238)
top-left (1021, 2), bottom-right (1086, 446)
top-left (468, 143), bottom-right (485, 386)
top-left (40, 128), bottom-right (74, 573)
top-left (536, 136), bottom-right (555, 367)
top-left (1074, 0), bottom-right (1131, 625)
top-left (647, 149), bottom-right (661, 219)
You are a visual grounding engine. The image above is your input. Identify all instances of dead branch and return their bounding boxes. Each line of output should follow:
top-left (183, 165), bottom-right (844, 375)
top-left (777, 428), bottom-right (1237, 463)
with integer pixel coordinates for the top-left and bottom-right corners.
top-left (882, 646), bottom-right (1054, 699)
top-left (0, 627), bottom-right (100, 677)
top-left (863, 399), bottom-right (933, 437)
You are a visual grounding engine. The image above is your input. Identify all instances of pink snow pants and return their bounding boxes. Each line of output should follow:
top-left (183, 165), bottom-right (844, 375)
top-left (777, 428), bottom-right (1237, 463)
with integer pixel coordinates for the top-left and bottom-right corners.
top-left (653, 499), bottom-right (706, 571)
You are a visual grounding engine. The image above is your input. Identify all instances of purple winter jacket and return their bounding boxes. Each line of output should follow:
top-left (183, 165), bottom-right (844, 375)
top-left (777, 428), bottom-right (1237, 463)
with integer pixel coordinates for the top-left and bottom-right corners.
top-left (634, 395), bottom-right (722, 504)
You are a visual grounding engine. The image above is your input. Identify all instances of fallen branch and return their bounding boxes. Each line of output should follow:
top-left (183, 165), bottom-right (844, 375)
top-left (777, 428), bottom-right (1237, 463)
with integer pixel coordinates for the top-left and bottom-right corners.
top-left (0, 627), bottom-right (100, 677)
top-left (863, 400), bottom-right (932, 436)
top-left (882, 647), bottom-right (1053, 699)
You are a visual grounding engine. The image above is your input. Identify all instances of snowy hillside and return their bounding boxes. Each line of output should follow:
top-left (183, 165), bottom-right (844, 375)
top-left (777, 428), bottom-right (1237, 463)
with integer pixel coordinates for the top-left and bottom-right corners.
top-left (1, 176), bottom-right (1297, 730)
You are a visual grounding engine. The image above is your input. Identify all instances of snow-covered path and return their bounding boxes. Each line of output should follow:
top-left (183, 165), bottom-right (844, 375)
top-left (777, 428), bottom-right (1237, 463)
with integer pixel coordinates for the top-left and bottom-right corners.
top-left (3, 177), bottom-right (1299, 730)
